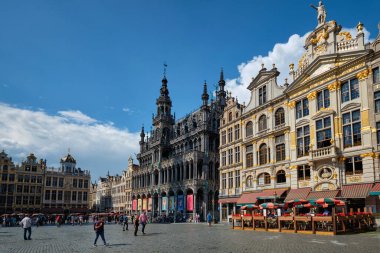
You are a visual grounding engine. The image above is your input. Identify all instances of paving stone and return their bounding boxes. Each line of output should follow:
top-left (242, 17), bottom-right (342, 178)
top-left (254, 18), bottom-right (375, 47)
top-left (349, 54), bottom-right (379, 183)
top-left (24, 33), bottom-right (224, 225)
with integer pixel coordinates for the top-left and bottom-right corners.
top-left (0, 223), bottom-right (379, 253)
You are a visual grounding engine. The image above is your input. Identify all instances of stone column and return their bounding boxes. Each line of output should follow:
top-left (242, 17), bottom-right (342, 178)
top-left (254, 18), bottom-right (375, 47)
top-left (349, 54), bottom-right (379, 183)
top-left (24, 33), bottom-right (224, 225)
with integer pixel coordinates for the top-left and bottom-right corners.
top-left (180, 164), bottom-right (183, 182)
top-left (307, 91), bottom-right (317, 153)
top-left (183, 193), bottom-right (187, 218)
top-left (151, 196), bottom-right (155, 220)
top-left (193, 192), bottom-right (197, 221)
top-left (158, 195), bottom-right (162, 214)
top-left (203, 191), bottom-right (208, 221)
top-left (219, 202), bottom-right (223, 222)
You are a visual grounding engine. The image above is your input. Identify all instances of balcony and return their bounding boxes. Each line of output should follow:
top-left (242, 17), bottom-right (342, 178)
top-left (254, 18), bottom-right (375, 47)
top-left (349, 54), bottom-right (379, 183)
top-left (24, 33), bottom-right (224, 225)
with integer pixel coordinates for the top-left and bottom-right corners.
top-left (310, 145), bottom-right (336, 160)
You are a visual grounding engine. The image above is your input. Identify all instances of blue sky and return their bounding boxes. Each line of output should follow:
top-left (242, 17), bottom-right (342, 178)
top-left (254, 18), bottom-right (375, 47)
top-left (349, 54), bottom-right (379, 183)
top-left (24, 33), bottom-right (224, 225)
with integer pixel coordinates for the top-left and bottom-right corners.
top-left (0, 0), bottom-right (379, 179)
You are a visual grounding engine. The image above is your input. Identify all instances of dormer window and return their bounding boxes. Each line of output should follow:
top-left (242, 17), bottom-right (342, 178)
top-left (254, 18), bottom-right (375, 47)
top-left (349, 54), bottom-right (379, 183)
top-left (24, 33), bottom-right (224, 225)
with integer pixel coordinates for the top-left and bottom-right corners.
top-left (228, 112), bottom-right (233, 122)
top-left (259, 85), bottom-right (267, 105)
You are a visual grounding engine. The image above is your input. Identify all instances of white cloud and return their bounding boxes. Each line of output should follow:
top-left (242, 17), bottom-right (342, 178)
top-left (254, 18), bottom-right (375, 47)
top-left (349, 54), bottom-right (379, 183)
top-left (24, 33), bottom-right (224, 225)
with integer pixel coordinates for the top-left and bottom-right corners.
top-left (0, 103), bottom-right (140, 179)
top-left (58, 110), bottom-right (97, 124)
top-left (226, 27), bottom-right (372, 104)
top-left (122, 107), bottom-right (133, 113)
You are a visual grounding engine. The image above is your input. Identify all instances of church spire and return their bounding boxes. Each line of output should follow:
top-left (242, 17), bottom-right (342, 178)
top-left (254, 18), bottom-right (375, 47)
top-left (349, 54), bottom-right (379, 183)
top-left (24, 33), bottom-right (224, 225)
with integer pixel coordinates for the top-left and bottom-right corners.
top-left (202, 80), bottom-right (209, 107)
top-left (216, 68), bottom-right (227, 109)
top-left (218, 68), bottom-right (225, 91)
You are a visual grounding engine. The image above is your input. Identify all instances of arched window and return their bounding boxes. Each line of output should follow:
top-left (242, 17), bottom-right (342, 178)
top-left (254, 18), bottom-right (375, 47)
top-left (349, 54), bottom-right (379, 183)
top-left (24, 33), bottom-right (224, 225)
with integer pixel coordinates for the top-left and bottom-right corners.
top-left (228, 112), bottom-right (233, 122)
top-left (275, 108), bottom-right (285, 126)
top-left (276, 170), bottom-right (286, 183)
top-left (246, 175), bottom-right (253, 188)
top-left (259, 143), bottom-right (268, 165)
top-left (258, 173), bottom-right (271, 185)
top-left (246, 121), bottom-right (253, 137)
top-left (258, 115), bottom-right (267, 131)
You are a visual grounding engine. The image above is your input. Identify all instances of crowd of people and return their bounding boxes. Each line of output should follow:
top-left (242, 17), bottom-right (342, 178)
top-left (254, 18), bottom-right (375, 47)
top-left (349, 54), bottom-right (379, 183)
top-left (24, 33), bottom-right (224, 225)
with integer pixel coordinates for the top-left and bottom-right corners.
top-left (1, 211), bottom-right (215, 246)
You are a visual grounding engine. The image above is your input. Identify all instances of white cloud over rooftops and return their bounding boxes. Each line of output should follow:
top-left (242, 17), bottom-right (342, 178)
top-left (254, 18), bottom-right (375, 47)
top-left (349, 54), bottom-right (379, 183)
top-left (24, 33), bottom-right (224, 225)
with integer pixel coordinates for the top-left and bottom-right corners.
top-left (0, 103), bottom-right (139, 178)
top-left (226, 27), bottom-right (372, 104)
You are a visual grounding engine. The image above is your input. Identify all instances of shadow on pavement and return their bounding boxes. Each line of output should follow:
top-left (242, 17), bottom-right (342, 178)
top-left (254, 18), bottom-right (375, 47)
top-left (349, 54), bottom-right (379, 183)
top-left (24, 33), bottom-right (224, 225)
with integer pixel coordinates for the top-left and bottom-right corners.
top-left (109, 243), bottom-right (130, 246)
top-left (139, 232), bottom-right (163, 236)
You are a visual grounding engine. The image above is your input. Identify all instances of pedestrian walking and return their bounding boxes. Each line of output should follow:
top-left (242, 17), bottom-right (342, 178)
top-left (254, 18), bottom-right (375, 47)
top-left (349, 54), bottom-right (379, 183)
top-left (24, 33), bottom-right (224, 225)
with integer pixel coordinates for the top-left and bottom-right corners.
top-left (134, 214), bottom-right (139, 236)
top-left (207, 212), bottom-right (212, 227)
top-left (140, 212), bottom-right (147, 234)
top-left (19, 214), bottom-right (32, 240)
top-left (123, 214), bottom-right (129, 231)
top-left (93, 218), bottom-right (107, 247)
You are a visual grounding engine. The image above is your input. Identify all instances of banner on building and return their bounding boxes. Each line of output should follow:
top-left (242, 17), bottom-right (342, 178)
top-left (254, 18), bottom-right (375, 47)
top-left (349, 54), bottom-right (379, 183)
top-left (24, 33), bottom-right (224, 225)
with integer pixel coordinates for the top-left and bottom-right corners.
top-left (132, 199), bottom-right (137, 211)
top-left (187, 194), bottom-right (193, 211)
top-left (143, 198), bottom-right (147, 211)
top-left (177, 195), bottom-right (184, 211)
top-left (137, 198), bottom-right (142, 211)
top-left (169, 196), bottom-right (175, 210)
top-left (162, 196), bottom-right (168, 211)
top-left (148, 198), bottom-right (152, 211)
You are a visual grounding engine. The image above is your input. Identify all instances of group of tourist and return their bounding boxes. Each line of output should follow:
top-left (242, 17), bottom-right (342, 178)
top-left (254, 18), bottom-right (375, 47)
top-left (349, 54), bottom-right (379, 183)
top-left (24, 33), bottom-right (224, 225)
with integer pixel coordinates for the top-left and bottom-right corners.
top-left (93, 211), bottom-right (149, 247)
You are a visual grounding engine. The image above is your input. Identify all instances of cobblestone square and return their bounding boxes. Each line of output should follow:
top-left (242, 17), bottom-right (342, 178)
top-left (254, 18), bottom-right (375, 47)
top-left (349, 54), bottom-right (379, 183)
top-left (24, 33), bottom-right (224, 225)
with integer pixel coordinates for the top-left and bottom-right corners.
top-left (0, 223), bottom-right (379, 253)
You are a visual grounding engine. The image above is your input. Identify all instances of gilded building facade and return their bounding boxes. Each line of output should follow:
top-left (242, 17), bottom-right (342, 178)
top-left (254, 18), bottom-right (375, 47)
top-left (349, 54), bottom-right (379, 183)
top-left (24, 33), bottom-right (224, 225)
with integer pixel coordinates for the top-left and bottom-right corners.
top-left (0, 151), bottom-right (45, 213)
top-left (219, 8), bottom-right (380, 220)
top-left (133, 73), bottom-right (226, 221)
top-left (43, 153), bottom-right (91, 213)
top-left (0, 150), bottom-right (91, 214)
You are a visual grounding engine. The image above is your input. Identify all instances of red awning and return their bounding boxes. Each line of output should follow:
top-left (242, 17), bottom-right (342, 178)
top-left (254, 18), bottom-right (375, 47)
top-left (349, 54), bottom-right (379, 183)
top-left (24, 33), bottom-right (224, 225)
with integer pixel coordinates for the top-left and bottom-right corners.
top-left (371, 183), bottom-right (380, 192)
top-left (236, 192), bottom-right (262, 204)
top-left (370, 183), bottom-right (380, 196)
top-left (218, 197), bottom-right (240, 204)
top-left (341, 183), bottom-right (373, 198)
top-left (260, 188), bottom-right (288, 198)
top-left (307, 190), bottom-right (340, 200)
top-left (284, 188), bottom-right (311, 202)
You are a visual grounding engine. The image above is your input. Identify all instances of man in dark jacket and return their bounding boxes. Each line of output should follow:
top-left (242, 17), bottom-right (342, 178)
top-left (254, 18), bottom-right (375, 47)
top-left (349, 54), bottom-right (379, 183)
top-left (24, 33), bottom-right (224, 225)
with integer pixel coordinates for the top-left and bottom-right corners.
top-left (93, 218), bottom-right (107, 247)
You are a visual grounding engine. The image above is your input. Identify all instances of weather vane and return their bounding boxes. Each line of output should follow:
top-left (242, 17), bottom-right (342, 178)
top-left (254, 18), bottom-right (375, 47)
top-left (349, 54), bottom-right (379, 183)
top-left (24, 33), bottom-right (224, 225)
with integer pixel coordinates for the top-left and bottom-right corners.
top-left (163, 62), bottom-right (168, 77)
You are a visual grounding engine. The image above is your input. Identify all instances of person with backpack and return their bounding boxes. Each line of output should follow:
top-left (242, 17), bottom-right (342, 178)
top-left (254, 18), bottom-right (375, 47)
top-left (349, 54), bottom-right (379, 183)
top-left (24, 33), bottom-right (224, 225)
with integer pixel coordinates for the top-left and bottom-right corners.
top-left (93, 218), bottom-right (107, 247)
top-left (123, 214), bottom-right (128, 231)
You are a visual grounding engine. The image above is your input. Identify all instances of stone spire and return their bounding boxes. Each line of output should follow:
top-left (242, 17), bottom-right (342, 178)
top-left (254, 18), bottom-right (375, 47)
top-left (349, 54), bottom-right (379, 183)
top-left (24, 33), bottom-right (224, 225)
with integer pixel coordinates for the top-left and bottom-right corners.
top-left (202, 81), bottom-right (209, 106)
top-left (216, 68), bottom-right (227, 109)
top-left (140, 125), bottom-right (145, 142)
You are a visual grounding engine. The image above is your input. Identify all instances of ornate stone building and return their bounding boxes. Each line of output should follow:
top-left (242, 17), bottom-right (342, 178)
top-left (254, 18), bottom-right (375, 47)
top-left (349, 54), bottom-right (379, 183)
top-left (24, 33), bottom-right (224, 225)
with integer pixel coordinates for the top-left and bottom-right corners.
top-left (0, 151), bottom-right (45, 213)
top-left (219, 5), bottom-right (380, 221)
top-left (218, 97), bottom-right (245, 220)
top-left (0, 150), bottom-right (91, 214)
top-left (125, 157), bottom-right (137, 215)
top-left (43, 153), bottom-right (91, 213)
top-left (95, 175), bottom-right (112, 212)
top-left (133, 72), bottom-right (226, 221)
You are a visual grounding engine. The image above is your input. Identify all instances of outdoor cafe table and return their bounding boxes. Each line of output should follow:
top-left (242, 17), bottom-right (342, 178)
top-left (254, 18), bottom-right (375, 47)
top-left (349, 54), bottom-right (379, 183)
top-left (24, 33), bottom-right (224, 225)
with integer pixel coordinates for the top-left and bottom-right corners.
top-left (294, 215), bottom-right (313, 234)
top-left (278, 215), bottom-right (293, 232)
top-left (252, 215), bottom-right (266, 230)
top-left (242, 215), bottom-right (253, 230)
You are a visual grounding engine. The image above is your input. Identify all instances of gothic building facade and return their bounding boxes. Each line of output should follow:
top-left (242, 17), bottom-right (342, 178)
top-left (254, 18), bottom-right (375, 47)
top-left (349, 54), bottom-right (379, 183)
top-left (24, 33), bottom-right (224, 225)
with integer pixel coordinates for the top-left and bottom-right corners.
top-left (132, 72), bottom-right (226, 221)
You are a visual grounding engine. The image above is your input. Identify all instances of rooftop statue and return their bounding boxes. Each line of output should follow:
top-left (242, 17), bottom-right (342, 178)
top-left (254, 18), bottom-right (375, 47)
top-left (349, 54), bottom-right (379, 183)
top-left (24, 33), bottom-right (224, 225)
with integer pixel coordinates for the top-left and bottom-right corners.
top-left (310, 1), bottom-right (326, 26)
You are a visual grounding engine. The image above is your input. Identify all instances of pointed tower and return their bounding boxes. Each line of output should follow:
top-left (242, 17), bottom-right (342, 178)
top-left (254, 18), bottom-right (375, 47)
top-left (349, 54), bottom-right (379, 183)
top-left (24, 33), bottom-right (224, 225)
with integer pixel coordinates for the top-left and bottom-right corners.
top-left (202, 81), bottom-right (209, 108)
top-left (139, 125), bottom-right (145, 152)
top-left (216, 68), bottom-right (227, 109)
top-left (153, 75), bottom-right (174, 128)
